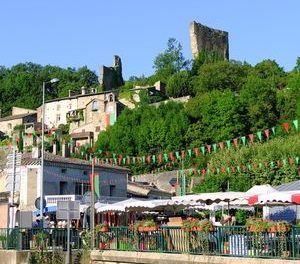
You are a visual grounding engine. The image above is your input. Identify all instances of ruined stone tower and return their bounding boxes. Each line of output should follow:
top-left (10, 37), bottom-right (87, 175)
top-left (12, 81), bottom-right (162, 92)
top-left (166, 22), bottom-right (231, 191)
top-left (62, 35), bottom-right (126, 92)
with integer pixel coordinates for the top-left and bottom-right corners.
top-left (189, 21), bottom-right (229, 60)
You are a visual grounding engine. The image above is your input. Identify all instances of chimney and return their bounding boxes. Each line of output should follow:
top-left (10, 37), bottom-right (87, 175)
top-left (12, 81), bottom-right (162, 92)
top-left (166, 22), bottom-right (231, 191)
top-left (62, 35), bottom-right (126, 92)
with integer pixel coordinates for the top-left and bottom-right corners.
top-left (90, 87), bottom-right (97, 94)
top-left (81, 86), bottom-right (87, 95)
top-left (32, 146), bottom-right (41, 158)
top-left (53, 142), bottom-right (58, 155)
top-left (69, 90), bottom-right (75, 97)
top-left (62, 143), bottom-right (70, 158)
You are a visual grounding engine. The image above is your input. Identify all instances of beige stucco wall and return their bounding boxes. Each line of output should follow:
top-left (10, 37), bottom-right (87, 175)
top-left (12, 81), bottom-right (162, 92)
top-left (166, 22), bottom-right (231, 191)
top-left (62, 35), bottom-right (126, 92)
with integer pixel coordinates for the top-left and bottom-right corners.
top-left (91, 251), bottom-right (299, 264)
top-left (12, 107), bottom-right (36, 116)
top-left (0, 118), bottom-right (23, 137)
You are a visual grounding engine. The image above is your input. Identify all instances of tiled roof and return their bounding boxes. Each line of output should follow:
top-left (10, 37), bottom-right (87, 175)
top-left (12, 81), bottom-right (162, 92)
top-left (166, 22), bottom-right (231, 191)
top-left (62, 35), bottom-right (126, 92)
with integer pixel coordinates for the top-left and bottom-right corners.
top-left (275, 180), bottom-right (300, 191)
top-left (21, 152), bottom-right (130, 172)
top-left (0, 112), bottom-right (36, 122)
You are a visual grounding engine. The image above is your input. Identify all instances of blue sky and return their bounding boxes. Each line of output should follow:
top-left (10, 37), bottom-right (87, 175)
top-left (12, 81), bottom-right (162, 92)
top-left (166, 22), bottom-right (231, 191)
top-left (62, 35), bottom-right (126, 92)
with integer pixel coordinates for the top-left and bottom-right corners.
top-left (1, 1), bottom-right (299, 79)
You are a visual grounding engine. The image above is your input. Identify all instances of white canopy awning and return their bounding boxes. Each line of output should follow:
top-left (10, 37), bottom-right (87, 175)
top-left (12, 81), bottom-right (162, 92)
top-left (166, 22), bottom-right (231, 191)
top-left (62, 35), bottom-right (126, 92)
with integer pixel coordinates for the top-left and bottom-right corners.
top-left (96, 198), bottom-right (140, 213)
top-left (172, 192), bottom-right (246, 205)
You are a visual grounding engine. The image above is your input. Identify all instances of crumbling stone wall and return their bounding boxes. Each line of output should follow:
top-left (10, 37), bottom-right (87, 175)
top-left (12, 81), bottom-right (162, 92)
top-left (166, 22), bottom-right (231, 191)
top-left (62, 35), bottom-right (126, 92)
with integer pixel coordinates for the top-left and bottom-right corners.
top-left (99, 55), bottom-right (124, 91)
top-left (189, 21), bottom-right (229, 60)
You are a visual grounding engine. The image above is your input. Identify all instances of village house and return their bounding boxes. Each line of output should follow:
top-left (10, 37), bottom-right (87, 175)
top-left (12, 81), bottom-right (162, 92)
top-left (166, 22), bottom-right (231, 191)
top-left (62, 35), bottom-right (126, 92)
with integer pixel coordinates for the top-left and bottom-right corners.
top-left (0, 107), bottom-right (37, 138)
top-left (36, 88), bottom-right (124, 146)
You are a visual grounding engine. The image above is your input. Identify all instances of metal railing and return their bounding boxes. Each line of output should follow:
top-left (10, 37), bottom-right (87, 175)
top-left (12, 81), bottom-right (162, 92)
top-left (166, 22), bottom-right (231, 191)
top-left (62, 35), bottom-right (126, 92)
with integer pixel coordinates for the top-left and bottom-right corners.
top-left (0, 228), bottom-right (85, 251)
top-left (96, 226), bottom-right (300, 260)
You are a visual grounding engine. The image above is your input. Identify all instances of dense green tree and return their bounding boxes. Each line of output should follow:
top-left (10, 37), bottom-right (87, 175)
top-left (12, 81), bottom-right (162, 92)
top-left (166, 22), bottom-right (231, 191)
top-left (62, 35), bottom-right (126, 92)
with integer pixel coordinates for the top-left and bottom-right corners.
top-left (239, 75), bottom-right (278, 131)
top-left (191, 60), bottom-right (250, 94)
top-left (166, 70), bottom-right (192, 97)
top-left (185, 90), bottom-right (244, 143)
top-left (0, 63), bottom-right (98, 116)
top-left (153, 38), bottom-right (190, 82)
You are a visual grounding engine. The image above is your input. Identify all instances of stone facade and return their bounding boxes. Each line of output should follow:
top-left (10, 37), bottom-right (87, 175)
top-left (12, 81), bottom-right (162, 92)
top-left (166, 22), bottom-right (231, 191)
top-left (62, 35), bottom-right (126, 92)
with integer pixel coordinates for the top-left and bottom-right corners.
top-left (37, 89), bottom-right (124, 145)
top-left (0, 108), bottom-right (37, 137)
top-left (99, 55), bottom-right (124, 91)
top-left (189, 21), bottom-right (229, 60)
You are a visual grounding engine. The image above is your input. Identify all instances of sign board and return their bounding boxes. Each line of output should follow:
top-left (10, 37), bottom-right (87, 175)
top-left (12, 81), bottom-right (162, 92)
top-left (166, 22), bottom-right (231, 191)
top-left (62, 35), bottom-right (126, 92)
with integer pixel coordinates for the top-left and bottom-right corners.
top-left (56, 201), bottom-right (80, 220)
top-left (18, 211), bottom-right (33, 229)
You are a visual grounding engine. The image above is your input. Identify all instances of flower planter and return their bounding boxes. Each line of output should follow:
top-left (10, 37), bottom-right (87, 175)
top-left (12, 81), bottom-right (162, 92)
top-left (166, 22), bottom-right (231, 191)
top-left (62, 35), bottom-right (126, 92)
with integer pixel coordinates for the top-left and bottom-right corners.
top-left (268, 225), bottom-right (277, 233)
top-left (138, 226), bottom-right (145, 232)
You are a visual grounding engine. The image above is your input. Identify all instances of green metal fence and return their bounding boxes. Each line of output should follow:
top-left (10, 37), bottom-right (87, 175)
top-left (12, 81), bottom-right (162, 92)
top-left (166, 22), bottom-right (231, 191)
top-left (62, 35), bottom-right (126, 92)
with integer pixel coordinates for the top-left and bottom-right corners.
top-left (0, 228), bottom-right (84, 251)
top-left (96, 226), bottom-right (300, 260)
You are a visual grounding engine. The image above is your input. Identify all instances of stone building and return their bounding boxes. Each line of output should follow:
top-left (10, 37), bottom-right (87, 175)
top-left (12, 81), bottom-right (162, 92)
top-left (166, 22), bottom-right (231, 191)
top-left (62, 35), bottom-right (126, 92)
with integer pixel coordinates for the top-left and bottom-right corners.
top-left (189, 21), bottom-right (229, 60)
top-left (0, 107), bottom-right (37, 137)
top-left (18, 151), bottom-right (130, 211)
top-left (37, 88), bottom-right (124, 145)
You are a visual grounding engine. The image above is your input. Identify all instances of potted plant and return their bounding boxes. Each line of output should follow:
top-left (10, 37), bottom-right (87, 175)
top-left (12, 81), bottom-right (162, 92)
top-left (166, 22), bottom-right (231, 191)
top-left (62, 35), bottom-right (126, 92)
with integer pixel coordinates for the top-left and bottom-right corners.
top-left (277, 221), bottom-right (291, 233)
top-left (182, 218), bottom-right (192, 231)
top-left (143, 219), bottom-right (157, 232)
top-left (96, 221), bottom-right (109, 232)
top-left (267, 221), bottom-right (277, 233)
top-left (198, 219), bottom-right (214, 233)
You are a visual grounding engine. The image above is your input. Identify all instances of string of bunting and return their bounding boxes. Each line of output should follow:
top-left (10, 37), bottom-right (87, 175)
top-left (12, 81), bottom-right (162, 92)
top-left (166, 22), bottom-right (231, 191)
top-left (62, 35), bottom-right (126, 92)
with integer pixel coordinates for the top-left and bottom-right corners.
top-left (1, 119), bottom-right (299, 163)
top-left (132, 155), bottom-right (300, 179)
top-left (78, 119), bottom-right (299, 167)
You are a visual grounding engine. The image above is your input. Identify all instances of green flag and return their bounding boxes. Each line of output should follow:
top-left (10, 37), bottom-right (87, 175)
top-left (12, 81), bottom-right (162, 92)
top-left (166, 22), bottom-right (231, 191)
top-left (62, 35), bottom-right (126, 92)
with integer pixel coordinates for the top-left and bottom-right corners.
top-left (293, 120), bottom-right (299, 130)
top-left (271, 127), bottom-right (276, 135)
top-left (241, 136), bottom-right (246, 145)
top-left (164, 153), bottom-right (168, 162)
top-left (94, 174), bottom-right (100, 197)
top-left (237, 166), bottom-right (240, 172)
top-left (132, 157), bottom-right (136, 164)
top-left (152, 155), bottom-right (156, 163)
top-left (212, 144), bottom-right (217, 151)
top-left (226, 140), bottom-right (231, 149)
top-left (200, 146), bottom-right (205, 155)
top-left (216, 168), bottom-right (220, 174)
top-left (257, 131), bottom-right (262, 141)
top-left (296, 157), bottom-right (299, 164)
top-left (282, 159), bottom-right (287, 166)
top-left (188, 149), bottom-right (192, 157)
top-left (259, 162), bottom-right (263, 169)
top-left (270, 161), bottom-right (274, 169)
top-left (226, 167), bottom-right (230, 174)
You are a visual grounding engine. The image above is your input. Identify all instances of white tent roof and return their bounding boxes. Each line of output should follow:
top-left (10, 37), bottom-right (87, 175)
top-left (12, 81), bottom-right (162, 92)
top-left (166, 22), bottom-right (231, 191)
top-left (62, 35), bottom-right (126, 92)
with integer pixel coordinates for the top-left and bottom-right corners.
top-left (172, 192), bottom-right (246, 205)
top-left (96, 198), bottom-right (140, 212)
top-left (125, 199), bottom-right (187, 212)
top-left (248, 190), bottom-right (300, 205)
top-left (246, 184), bottom-right (278, 195)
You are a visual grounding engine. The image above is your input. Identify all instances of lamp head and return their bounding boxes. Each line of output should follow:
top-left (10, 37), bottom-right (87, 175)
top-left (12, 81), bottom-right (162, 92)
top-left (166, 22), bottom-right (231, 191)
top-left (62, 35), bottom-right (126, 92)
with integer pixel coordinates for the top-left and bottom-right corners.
top-left (50, 78), bottom-right (59, 83)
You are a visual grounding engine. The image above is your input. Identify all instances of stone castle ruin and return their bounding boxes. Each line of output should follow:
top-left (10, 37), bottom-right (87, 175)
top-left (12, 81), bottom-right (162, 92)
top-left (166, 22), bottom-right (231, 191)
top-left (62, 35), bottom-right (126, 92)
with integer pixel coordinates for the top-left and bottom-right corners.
top-left (99, 55), bottom-right (124, 91)
top-left (189, 21), bottom-right (229, 60)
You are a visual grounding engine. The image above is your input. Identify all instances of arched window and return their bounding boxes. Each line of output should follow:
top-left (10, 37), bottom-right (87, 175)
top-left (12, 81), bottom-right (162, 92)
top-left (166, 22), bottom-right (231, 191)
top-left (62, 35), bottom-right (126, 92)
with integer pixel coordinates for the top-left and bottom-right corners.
top-left (92, 100), bottom-right (98, 111)
top-left (109, 94), bottom-right (114, 102)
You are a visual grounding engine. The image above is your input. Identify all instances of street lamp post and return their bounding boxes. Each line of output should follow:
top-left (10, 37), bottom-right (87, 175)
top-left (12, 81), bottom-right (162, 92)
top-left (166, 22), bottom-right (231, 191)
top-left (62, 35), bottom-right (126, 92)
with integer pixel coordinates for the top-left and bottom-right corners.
top-left (40, 78), bottom-right (59, 224)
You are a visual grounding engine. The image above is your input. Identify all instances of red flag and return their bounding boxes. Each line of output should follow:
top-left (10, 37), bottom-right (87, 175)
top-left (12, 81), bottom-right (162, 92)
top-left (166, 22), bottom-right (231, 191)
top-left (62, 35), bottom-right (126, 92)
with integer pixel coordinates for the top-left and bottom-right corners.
top-left (211, 168), bottom-right (216, 174)
top-left (181, 150), bottom-right (185, 160)
top-left (219, 142), bottom-right (224, 150)
top-left (283, 122), bottom-right (289, 134)
top-left (85, 154), bottom-right (88, 160)
top-left (137, 157), bottom-right (141, 164)
top-left (289, 158), bottom-right (293, 166)
top-left (105, 151), bottom-right (109, 157)
top-left (249, 134), bottom-right (254, 143)
top-left (264, 161), bottom-right (269, 168)
top-left (201, 169), bottom-right (206, 177)
top-left (231, 166), bottom-right (235, 173)
top-left (221, 167), bottom-right (226, 174)
top-left (91, 147), bottom-right (96, 153)
top-left (242, 165), bottom-right (246, 172)
top-left (109, 158), bottom-right (113, 165)
top-left (37, 128), bottom-right (41, 134)
top-left (194, 148), bottom-right (199, 157)
top-left (146, 155), bottom-right (151, 164)
top-left (276, 160), bottom-right (281, 168)
top-left (233, 138), bottom-right (238, 148)
top-left (169, 152), bottom-right (174, 161)
top-left (158, 154), bottom-right (162, 163)
top-left (264, 129), bottom-right (269, 139)
top-left (253, 163), bottom-right (257, 171)
top-left (118, 158), bottom-right (122, 165)
top-left (101, 158), bottom-right (105, 165)
top-left (207, 145), bottom-right (211, 154)
top-left (127, 157), bottom-right (131, 165)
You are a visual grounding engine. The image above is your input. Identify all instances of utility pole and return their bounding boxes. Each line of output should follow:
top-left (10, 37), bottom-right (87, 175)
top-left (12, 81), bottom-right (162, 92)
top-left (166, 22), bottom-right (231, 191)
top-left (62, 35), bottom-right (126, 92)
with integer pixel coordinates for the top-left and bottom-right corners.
top-left (90, 158), bottom-right (95, 249)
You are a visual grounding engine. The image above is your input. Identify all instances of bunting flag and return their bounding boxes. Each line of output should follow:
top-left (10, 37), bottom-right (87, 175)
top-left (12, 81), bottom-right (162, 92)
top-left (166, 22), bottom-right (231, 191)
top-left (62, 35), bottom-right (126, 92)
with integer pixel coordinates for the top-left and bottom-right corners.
top-left (249, 134), bottom-right (254, 143)
top-left (218, 142), bottom-right (224, 150)
top-left (283, 122), bottom-right (289, 134)
top-left (256, 131), bottom-right (262, 141)
top-left (194, 148), bottom-right (199, 157)
top-left (200, 146), bottom-right (205, 155)
top-left (241, 136), bottom-right (246, 145)
top-left (226, 140), bottom-right (231, 149)
top-left (271, 127), bottom-right (276, 135)
top-left (233, 138), bottom-right (238, 148)
top-left (264, 129), bottom-right (269, 139)
top-left (207, 145), bottom-right (211, 154)
top-left (94, 174), bottom-right (100, 197)
top-left (212, 144), bottom-right (217, 152)
top-left (293, 119), bottom-right (299, 130)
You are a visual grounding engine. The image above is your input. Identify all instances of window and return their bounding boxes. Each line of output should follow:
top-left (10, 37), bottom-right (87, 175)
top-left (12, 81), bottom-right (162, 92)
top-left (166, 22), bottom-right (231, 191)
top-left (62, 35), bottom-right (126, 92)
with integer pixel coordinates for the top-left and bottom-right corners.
top-left (56, 104), bottom-right (61, 111)
top-left (109, 94), bottom-right (114, 102)
top-left (7, 123), bottom-right (12, 129)
top-left (56, 114), bottom-right (61, 122)
top-left (59, 181), bottom-right (68, 195)
top-left (92, 100), bottom-right (98, 111)
top-left (75, 182), bottom-right (90, 195)
top-left (109, 185), bottom-right (116, 196)
top-left (61, 168), bottom-right (66, 173)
